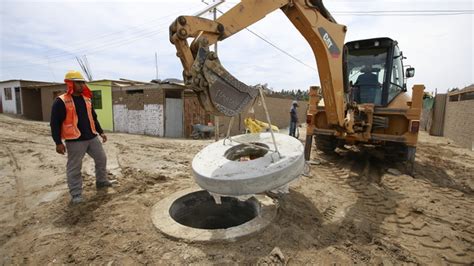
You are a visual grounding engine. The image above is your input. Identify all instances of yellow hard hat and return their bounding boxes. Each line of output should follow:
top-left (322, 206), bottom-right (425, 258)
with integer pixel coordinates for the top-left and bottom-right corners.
top-left (65, 70), bottom-right (86, 81)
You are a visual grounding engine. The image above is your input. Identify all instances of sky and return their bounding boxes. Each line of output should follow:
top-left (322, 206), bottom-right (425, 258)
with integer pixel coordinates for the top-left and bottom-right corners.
top-left (0, 0), bottom-right (473, 93)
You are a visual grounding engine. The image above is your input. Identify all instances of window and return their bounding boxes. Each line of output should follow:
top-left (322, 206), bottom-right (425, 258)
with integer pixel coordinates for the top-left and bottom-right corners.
top-left (388, 46), bottom-right (404, 103)
top-left (165, 89), bottom-right (182, 98)
top-left (347, 47), bottom-right (388, 105)
top-left (92, 90), bottom-right (102, 109)
top-left (4, 87), bottom-right (12, 100)
top-left (449, 94), bottom-right (459, 102)
top-left (460, 91), bottom-right (474, 101)
top-left (126, 89), bottom-right (144, 95)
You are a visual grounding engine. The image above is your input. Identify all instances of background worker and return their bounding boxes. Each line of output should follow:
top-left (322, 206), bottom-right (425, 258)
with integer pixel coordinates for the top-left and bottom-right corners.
top-left (289, 100), bottom-right (299, 137)
top-left (50, 70), bottom-right (112, 204)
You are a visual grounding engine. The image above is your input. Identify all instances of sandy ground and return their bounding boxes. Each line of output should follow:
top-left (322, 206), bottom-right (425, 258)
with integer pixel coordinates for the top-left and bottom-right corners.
top-left (0, 113), bottom-right (473, 265)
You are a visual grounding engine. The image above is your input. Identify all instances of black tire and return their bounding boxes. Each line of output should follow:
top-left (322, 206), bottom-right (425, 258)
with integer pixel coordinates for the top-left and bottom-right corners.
top-left (315, 134), bottom-right (337, 154)
top-left (405, 146), bottom-right (416, 175)
top-left (384, 143), bottom-right (416, 175)
top-left (191, 133), bottom-right (200, 140)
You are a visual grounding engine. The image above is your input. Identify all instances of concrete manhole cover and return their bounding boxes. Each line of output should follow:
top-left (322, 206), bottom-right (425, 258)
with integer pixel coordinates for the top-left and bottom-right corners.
top-left (151, 187), bottom-right (278, 242)
top-left (192, 133), bottom-right (305, 196)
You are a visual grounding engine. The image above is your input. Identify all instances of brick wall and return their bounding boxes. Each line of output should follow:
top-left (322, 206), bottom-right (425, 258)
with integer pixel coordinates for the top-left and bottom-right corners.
top-left (113, 88), bottom-right (164, 109)
top-left (184, 94), bottom-right (210, 137)
top-left (113, 104), bottom-right (164, 136)
top-left (443, 99), bottom-right (474, 150)
top-left (112, 87), bottom-right (165, 136)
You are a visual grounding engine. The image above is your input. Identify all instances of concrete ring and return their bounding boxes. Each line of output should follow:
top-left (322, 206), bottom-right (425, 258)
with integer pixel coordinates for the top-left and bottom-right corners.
top-left (151, 187), bottom-right (278, 242)
top-left (192, 133), bottom-right (305, 196)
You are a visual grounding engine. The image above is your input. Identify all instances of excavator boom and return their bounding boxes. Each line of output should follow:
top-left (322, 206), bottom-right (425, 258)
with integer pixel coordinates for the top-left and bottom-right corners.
top-left (169, 0), bottom-right (347, 127)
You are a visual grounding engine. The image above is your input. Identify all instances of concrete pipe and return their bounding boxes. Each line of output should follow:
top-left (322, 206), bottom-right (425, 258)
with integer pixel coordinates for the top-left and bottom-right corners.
top-left (192, 133), bottom-right (305, 196)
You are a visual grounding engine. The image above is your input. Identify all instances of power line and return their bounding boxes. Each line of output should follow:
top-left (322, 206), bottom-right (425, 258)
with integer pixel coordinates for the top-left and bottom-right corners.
top-left (2, 3), bottom-right (472, 75)
top-left (334, 9), bottom-right (474, 13)
top-left (1, 22), bottom-right (172, 69)
top-left (1, 6), bottom-right (198, 68)
top-left (244, 28), bottom-right (317, 72)
top-left (40, 7), bottom-right (198, 56)
top-left (335, 12), bottom-right (473, 16)
top-left (215, 6), bottom-right (317, 72)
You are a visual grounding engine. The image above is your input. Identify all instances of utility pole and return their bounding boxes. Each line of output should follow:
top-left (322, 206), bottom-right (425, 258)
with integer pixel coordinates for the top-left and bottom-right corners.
top-left (200, 0), bottom-right (224, 141)
top-left (213, 6), bottom-right (218, 53)
top-left (155, 52), bottom-right (159, 80)
top-left (76, 55), bottom-right (93, 81)
top-left (212, 2), bottom-right (219, 141)
top-left (199, 0), bottom-right (224, 54)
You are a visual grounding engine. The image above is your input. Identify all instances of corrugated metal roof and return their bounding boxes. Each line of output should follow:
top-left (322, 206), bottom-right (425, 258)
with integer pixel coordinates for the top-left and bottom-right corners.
top-left (0, 79), bottom-right (60, 84)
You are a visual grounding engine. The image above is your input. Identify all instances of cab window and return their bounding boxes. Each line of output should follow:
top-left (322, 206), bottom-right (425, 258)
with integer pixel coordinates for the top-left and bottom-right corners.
top-left (388, 46), bottom-right (404, 102)
top-left (347, 48), bottom-right (388, 105)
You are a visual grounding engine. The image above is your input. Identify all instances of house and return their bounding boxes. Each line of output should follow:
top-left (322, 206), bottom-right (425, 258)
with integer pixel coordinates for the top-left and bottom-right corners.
top-left (112, 81), bottom-right (192, 138)
top-left (39, 83), bottom-right (67, 122)
top-left (0, 78), bottom-right (194, 138)
top-left (87, 80), bottom-right (117, 131)
top-left (0, 80), bottom-right (59, 120)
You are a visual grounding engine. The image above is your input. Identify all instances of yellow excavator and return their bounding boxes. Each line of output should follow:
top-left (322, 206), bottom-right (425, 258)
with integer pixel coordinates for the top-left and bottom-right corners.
top-left (169, 0), bottom-right (424, 171)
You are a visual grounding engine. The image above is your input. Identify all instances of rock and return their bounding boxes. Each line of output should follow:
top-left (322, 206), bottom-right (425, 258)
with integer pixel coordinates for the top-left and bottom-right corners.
top-left (153, 174), bottom-right (167, 181)
top-left (66, 254), bottom-right (75, 263)
top-left (182, 253), bottom-right (191, 260)
top-left (327, 246), bottom-right (336, 253)
top-left (387, 168), bottom-right (402, 175)
top-left (343, 240), bottom-right (352, 247)
top-left (270, 247), bottom-right (285, 262)
top-left (308, 160), bottom-right (321, 165)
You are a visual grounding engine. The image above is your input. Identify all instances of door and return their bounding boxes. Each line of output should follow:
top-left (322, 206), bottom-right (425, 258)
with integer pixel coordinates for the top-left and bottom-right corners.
top-left (165, 98), bottom-right (183, 138)
top-left (14, 87), bottom-right (21, 114)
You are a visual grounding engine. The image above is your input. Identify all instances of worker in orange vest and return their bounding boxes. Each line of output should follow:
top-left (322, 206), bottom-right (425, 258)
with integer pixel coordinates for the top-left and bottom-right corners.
top-left (50, 70), bottom-right (112, 204)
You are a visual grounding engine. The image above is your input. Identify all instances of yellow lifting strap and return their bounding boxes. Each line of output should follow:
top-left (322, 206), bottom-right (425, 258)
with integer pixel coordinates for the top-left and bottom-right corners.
top-left (244, 118), bottom-right (279, 134)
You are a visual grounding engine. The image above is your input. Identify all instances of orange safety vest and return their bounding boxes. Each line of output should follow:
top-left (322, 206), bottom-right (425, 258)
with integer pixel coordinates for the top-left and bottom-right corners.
top-left (58, 93), bottom-right (97, 140)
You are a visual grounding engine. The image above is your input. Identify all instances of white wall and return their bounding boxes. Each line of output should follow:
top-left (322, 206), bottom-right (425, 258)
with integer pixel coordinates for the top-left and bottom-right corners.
top-left (113, 104), bottom-right (164, 137)
top-left (0, 81), bottom-right (21, 114)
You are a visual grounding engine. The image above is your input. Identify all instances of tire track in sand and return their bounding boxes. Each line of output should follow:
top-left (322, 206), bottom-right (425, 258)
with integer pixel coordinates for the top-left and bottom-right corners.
top-left (5, 146), bottom-right (26, 219)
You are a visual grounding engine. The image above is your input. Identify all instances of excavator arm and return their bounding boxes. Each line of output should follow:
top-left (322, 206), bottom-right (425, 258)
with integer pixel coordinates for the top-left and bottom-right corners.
top-left (170, 0), bottom-right (347, 127)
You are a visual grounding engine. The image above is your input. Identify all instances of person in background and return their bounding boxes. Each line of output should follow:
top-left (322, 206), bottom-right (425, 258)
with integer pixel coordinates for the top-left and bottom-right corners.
top-left (289, 100), bottom-right (299, 137)
top-left (50, 70), bottom-right (113, 204)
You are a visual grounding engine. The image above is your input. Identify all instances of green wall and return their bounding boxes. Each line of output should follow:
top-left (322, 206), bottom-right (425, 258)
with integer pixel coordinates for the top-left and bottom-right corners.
top-left (87, 80), bottom-right (113, 131)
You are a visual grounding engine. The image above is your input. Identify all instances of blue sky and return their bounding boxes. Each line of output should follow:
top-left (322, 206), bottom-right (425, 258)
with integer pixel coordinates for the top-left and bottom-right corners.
top-left (0, 0), bottom-right (472, 93)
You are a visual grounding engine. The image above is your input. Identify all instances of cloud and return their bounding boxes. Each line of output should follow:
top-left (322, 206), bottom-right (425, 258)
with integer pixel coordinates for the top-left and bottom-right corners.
top-left (1, 0), bottom-right (472, 93)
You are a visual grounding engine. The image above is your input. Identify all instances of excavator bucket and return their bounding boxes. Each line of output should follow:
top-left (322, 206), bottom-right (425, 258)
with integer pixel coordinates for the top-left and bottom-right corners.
top-left (188, 47), bottom-right (258, 117)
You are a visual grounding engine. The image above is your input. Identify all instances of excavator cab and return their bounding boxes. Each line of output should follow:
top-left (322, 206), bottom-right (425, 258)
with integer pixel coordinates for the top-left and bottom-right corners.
top-left (345, 38), bottom-right (413, 107)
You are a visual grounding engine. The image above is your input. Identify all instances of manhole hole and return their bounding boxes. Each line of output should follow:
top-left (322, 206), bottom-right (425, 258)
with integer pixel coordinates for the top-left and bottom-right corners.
top-left (151, 187), bottom-right (277, 242)
top-left (170, 190), bottom-right (259, 229)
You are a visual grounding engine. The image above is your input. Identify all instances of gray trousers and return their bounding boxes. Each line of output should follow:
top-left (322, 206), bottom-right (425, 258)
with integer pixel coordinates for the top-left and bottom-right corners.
top-left (65, 137), bottom-right (107, 196)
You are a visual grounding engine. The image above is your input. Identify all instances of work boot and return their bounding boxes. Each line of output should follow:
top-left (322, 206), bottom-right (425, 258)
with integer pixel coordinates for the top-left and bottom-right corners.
top-left (71, 195), bottom-right (83, 204)
top-left (96, 180), bottom-right (114, 189)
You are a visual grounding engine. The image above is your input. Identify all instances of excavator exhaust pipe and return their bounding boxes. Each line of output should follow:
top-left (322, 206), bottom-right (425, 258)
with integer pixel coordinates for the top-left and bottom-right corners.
top-left (187, 47), bottom-right (258, 117)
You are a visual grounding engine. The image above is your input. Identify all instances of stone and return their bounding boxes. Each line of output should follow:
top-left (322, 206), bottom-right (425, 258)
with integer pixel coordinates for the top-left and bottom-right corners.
top-left (308, 160), bottom-right (321, 165)
top-left (387, 168), bottom-right (402, 175)
top-left (270, 247), bottom-right (285, 262)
